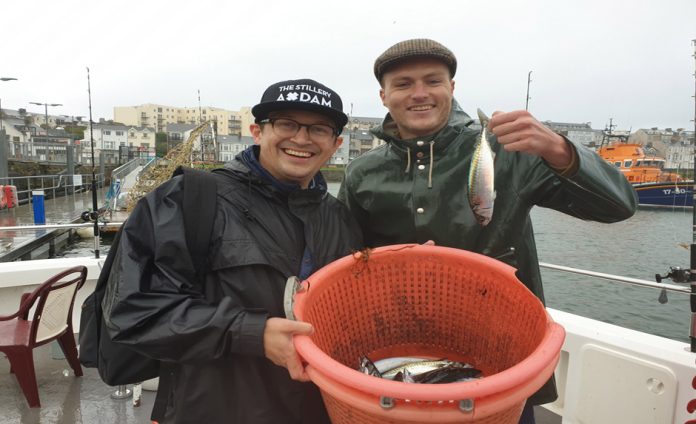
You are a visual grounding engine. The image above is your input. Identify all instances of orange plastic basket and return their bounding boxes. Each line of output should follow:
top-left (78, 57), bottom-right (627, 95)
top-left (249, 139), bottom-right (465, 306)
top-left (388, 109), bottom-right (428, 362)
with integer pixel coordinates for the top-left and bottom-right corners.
top-left (292, 244), bottom-right (565, 424)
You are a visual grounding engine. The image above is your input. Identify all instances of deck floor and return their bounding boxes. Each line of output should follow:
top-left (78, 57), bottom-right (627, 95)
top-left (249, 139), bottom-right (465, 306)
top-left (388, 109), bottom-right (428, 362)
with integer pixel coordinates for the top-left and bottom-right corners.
top-left (0, 342), bottom-right (155, 424)
top-left (1, 341), bottom-right (561, 424)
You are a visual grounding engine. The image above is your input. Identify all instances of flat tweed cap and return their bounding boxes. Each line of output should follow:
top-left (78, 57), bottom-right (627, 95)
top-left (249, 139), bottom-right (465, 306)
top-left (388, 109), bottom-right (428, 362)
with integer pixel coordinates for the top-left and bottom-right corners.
top-left (374, 38), bottom-right (457, 81)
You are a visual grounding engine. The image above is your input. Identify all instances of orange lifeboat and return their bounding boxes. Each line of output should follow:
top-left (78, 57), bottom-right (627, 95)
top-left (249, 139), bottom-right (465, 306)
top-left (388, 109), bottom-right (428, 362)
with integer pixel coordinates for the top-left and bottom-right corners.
top-left (597, 143), bottom-right (682, 184)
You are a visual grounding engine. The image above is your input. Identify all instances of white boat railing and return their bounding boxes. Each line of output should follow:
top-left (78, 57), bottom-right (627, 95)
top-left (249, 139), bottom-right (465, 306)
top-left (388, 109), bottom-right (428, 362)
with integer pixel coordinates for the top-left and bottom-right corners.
top-left (539, 262), bottom-right (691, 294)
top-left (0, 222), bottom-right (692, 295)
top-left (0, 222), bottom-right (125, 231)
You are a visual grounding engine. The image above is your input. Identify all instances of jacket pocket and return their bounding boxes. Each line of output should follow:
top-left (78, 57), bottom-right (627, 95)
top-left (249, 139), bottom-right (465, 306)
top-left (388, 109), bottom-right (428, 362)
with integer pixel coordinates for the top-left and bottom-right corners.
top-left (210, 238), bottom-right (296, 274)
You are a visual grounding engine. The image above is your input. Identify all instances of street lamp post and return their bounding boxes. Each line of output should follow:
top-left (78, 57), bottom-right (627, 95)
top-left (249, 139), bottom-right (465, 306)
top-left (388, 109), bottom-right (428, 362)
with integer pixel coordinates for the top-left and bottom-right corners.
top-left (29, 101), bottom-right (62, 140)
top-left (0, 77), bottom-right (18, 130)
top-left (29, 101), bottom-right (62, 162)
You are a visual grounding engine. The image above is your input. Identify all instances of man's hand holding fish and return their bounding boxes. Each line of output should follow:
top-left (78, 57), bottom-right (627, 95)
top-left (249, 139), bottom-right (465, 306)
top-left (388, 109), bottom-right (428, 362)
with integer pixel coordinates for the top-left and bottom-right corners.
top-left (488, 110), bottom-right (574, 170)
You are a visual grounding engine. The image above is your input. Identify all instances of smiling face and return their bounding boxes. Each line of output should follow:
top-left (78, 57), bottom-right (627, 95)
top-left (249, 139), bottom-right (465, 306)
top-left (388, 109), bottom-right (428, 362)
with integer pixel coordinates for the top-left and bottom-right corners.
top-left (379, 58), bottom-right (455, 139)
top-left (250, 109), bottom-right (343, 188)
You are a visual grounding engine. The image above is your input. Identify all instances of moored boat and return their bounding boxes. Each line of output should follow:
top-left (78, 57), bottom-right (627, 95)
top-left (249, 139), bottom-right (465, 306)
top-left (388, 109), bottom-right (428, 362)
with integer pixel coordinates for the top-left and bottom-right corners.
top-left (633, 180), bottom-right (692, 207)
top-left (597, 142), bottom-right (693, 207)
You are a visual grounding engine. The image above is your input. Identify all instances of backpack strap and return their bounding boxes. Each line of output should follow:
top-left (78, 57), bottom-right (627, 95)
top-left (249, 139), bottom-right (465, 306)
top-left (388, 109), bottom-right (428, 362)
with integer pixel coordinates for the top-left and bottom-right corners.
top-left (151, 166), bottom-right (217, 422)
top-left (174, 166), bottom-right (218, 281)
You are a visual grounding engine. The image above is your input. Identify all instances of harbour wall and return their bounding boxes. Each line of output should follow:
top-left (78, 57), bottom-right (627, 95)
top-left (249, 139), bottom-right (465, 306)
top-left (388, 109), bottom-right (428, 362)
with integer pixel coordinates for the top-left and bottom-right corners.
top-left (7, 160), bottom-right (344, 183)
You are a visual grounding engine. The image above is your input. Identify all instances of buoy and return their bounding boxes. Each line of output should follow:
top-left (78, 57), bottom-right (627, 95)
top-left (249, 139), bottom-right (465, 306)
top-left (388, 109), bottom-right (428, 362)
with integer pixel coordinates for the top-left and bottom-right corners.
top-left (4, 185), bottom-right (17, 209)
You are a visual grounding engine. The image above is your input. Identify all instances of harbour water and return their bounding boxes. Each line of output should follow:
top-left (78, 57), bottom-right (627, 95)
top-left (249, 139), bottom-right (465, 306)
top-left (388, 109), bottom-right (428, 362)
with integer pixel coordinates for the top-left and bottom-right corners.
top-left (534, 205), bottom-right (691, 343)
top-left (61, 182), bottom-right (692, 343)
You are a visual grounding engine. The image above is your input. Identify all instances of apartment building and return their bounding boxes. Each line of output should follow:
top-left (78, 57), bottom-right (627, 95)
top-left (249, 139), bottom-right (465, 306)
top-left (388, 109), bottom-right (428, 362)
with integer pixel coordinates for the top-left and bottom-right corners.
top-left (114, 103), bottom-right (243, 136)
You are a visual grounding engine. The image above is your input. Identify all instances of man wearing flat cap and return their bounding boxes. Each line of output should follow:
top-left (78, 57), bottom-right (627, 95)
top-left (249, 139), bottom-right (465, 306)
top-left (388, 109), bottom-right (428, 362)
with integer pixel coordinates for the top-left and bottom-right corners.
top-left (108, 78), bottom-right (362, 423)
top-left (339, 39), bottom-right (637, 424)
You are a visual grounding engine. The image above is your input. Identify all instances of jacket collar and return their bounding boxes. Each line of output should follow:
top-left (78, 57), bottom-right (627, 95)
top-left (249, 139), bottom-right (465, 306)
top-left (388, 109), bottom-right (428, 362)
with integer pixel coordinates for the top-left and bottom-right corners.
top-left (369, 100), bottom-right (474, 188)
top-left (222, 145), bottom-right (328, 198)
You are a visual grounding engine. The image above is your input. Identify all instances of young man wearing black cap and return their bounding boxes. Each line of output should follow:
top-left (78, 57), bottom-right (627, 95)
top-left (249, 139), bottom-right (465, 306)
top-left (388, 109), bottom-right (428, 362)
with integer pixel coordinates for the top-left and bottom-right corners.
top-left (106, 78), bottom-right (362, 423)
top-left (338, 39), bottom-right (637, 423)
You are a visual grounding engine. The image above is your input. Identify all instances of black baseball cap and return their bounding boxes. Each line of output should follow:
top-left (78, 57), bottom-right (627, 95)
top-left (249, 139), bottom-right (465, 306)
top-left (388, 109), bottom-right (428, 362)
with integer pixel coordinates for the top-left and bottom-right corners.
top-left (252, 78), bottom-right (348, 132)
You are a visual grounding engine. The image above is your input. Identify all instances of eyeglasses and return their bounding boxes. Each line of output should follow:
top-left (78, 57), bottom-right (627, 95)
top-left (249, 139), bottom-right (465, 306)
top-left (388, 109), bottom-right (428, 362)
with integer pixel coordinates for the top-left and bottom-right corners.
top-left (260, 118), bottom-right (337, 141)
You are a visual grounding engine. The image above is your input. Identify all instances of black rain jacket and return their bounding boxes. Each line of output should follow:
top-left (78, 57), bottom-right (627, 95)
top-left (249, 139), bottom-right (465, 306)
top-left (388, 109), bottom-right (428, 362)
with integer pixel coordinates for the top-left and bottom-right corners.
top-left (105, 150), bottom-right (363, 423)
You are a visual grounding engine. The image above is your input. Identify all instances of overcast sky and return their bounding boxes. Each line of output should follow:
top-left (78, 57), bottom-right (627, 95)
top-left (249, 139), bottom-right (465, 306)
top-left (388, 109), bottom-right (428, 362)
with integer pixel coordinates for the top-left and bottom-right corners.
top-left (1, 0), bottom-right (695, 131)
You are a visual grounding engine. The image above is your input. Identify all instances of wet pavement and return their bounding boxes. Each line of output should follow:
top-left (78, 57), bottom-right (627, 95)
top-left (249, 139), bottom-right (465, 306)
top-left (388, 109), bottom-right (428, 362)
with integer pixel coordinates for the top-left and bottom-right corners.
top-left (0, 189), bottom-right (107, 259)
top-left (0, 340), bottom-right (155, 424)
top-left (0, 189), bottom-right (107, 228)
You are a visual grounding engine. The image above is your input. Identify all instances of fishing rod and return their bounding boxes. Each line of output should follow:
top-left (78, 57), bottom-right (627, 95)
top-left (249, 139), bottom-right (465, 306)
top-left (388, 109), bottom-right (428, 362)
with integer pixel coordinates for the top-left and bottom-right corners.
top-left (655, 40), bottom-right (696, 353)
top-left (691, 39), bottom-right (696, 353)
top-left (86, 67), bottom-right (100, 259)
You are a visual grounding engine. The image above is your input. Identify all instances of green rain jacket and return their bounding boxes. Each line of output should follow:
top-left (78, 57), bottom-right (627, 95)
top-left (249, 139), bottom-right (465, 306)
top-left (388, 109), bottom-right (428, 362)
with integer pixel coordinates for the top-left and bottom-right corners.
top-left (338, 101), bottom-right (637, 405)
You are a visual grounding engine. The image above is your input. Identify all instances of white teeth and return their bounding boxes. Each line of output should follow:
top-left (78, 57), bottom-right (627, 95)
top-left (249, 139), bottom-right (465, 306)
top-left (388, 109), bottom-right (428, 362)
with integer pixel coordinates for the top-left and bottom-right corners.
top-left (284, 148), bottom-right (312, 158)
top-left (410, 105), bottom-right (433, 111)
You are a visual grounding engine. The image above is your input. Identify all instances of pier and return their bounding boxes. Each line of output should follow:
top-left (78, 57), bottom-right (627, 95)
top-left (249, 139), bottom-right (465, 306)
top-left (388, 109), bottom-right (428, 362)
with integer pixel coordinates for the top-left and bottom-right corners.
top-left (0, 158), bottom-right (146, 261)
top-left (0, 188), bottom-right (108, 261)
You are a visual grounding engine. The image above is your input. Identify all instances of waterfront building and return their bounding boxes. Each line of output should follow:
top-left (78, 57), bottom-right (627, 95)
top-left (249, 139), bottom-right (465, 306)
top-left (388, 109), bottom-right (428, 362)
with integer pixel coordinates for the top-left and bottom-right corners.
top-left (543, 121), bottom-right (596, 147)
top-left (345, 116), bottom-right (384, 160)
top-left (347, 129), bottom-right (376, 160)
top-left (126, 126), bottom-right (156, 154)
top-left (79, 124), bottom-right (155, 165)
top-left (331, 132), bottom-right (350, 165)
top-left (217, 135), bottom-right (254, 162)
top-left (630, 128), bottom-right (694, 172)
top-left (114, 103), bottom-right (243, 136)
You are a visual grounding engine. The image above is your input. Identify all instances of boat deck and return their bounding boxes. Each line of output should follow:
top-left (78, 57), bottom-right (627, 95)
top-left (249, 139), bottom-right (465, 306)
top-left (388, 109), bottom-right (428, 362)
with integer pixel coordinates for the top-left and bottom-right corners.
top-left (0, 341), bottom-right (156, 424)
top-left (1, 341), bottom-right (561, 424)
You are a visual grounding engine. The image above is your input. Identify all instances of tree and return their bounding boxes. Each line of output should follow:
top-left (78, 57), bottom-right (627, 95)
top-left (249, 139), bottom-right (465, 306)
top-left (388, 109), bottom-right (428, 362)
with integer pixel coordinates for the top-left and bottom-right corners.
top-left (63, 125), bottom-right (85, 140)
top-left (155, 132), bottom-right (168, 157)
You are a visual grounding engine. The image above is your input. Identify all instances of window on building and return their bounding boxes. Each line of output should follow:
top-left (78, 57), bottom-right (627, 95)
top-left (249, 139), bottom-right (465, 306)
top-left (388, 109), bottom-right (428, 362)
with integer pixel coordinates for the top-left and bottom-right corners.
top-left (116, 131), bottom-right (123, 136)
top-left (104, 130), bottom-right (111, 135)
top-left (158, 107), bottom-right (162, 112)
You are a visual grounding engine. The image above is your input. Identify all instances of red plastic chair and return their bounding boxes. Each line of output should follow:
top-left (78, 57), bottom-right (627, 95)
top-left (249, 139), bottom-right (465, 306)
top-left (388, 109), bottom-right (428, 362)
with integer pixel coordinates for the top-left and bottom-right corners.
top-left (0, 266), bottom-right (87, 407)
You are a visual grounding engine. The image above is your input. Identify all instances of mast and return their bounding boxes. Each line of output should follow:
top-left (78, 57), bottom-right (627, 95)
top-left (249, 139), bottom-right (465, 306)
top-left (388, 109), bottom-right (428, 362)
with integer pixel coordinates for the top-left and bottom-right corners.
top-left (690, 39), bottom-right (696, 352)
top-left (525, 71), bottom-right (532, 111)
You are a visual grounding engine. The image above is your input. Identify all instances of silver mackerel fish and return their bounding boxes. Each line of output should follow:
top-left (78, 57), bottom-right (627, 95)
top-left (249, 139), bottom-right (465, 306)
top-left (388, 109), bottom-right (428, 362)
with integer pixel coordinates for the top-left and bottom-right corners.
top-left (467, 108), bottom-right (496, 226)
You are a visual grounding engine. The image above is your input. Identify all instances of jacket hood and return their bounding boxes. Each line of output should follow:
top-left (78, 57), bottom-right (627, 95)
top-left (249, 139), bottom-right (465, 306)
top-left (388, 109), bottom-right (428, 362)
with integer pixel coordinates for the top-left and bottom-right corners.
top-left (366, 99), bottom-right (475, 188)
top-left (219, 145), bottom-right (328, 197)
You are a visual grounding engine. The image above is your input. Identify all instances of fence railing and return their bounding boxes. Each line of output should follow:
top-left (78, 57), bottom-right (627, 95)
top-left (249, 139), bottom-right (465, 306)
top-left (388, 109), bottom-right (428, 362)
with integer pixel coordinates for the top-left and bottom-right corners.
top-left (5, 140), bottom-right (154, 166)
top-left (111, 157), bottom-right (148, 183)
top-left (0, 173), bottom-right (105, 205)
